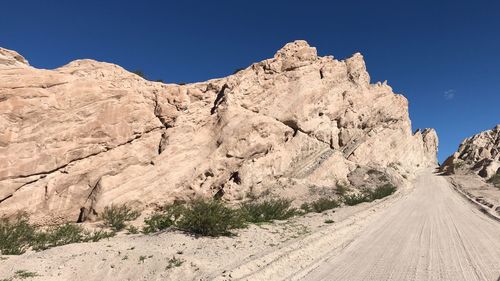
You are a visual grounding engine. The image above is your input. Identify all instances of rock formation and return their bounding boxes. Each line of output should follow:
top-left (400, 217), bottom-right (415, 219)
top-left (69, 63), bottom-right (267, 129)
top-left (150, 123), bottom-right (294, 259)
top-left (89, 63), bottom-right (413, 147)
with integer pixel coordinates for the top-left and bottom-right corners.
top-left (440, 125), bottom-right (500, 179)
top-left (0, 41), bottom-right (438, 225)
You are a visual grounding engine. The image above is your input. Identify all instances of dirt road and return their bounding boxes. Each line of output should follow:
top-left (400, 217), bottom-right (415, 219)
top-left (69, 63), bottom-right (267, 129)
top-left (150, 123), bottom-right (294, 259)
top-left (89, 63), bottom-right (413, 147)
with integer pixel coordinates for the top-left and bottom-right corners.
top-left (302, 171), bottom-right (500, 281)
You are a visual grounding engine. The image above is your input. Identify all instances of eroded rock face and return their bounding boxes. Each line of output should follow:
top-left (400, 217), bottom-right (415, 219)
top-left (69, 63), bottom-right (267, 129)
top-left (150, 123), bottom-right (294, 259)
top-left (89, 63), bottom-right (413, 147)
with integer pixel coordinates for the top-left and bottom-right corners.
top-left (440, 125), bottom-right (500, 178)
top-left (0, 48), bottom-right (29, 69)
top-left (0, 41), bottom-right (438, 225)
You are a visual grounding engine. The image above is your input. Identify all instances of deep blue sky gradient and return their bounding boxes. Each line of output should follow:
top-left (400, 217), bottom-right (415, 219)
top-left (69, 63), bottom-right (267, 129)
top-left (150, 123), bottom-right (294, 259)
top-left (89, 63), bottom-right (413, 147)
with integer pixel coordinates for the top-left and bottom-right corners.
top-left (1, 0), bottom-right (499, 162)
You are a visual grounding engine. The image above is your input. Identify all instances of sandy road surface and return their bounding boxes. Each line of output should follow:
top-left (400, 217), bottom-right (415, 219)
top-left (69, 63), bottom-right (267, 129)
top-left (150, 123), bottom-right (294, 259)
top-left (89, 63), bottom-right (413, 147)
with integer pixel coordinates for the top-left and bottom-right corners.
top-left (301, 171), bottom-right (500, 281)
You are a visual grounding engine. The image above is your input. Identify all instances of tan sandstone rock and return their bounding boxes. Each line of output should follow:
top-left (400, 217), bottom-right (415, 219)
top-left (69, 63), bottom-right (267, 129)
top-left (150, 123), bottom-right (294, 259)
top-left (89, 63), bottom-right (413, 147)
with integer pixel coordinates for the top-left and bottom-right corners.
top-left (440, 125), bottom-right (500, 178)
top-left (0, 41), bottom-right (438, 225)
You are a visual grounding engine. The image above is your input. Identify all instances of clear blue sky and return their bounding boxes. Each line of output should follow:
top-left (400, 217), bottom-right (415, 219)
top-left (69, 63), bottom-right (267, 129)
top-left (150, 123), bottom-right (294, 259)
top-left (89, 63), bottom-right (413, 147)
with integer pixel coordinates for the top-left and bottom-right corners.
top-left (1, 0), bottom-right (499, 162)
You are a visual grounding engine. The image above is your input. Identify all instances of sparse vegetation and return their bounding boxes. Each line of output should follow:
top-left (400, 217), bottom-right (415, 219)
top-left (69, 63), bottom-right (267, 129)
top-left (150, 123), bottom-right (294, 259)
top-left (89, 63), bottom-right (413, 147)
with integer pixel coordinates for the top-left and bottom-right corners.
top-left (342, 193), bottom-right (371, 206)
top-left (324, 219), bottom-right (335, 224)
top-left (142, 203), bottom-right (186, 234)
top-left (32, 223), bottom-right (86, 251)
top-left (487, 173), bottom-right (500, 188)
top-left (0, 214), bottom-right (35, 255)
top-left (453, 160), bottom-right (465, 170)
top-left (32, 224), bottom-right (114, 251)
top-left (342, 183), bottom-right (397, 206)
top-left (132, 70), bottom-right (146, 78)
top-left (101, 204), bottom-right (140, 231)
top-left (143, 198), bottom-right (300, 236)
top-left (14, 270), bottom-right (39, 279)
top-left (335, 183), bottom-right (350, 196)
top-left (0, 215), bottom-right (114, 255)
top-left (177, 199), bottom-right (246, 237)
top-left (126, 225), bottom-right (139, 234)
top-left (240, 199), bottom-right (297, 223)
top-left (367, 184), bottom-right (397, 200)
top-left (85, 229), bottom-right (116, 242)
top-left (301, 198), bottom-right (339, 213)
top-left (166, 257), bottom-right (184, 269)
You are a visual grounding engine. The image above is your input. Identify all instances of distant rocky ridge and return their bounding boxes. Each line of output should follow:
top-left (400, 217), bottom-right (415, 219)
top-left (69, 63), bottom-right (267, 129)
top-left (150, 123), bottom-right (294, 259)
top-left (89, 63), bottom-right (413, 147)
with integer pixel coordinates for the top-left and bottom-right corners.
top-left (440, 125), bottom-right (500, 179)
top-left (0, 41), bottom-right (438, 225)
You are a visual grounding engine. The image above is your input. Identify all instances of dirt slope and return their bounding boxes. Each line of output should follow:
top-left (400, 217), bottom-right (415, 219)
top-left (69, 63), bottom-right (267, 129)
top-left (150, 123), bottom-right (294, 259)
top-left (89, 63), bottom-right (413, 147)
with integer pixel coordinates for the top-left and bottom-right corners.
top-left (301, 170), bottom-right (500, 281)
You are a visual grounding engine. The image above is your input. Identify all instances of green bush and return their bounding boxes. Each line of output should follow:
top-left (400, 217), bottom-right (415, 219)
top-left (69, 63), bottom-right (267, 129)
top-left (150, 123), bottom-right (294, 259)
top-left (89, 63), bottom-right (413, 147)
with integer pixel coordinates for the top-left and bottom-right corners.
top-left (101, 204), bottom-right (140, 231)
top-left (177, 199), bottom-right (245, 237)
top-left (142, 203), bottom-right (185, 234)
top-left (335, 183), bottom-right (350, 196)
top-left (166, 256), bottom-right (184, 269)
top-left (301, 198), bottom-right (339, 213)
top-left (83, 229), bottom-right (115, 242)
top-left (15, 270), bottom-right (39, 279)
top-left (342, 193), bottom-right (371, 206)
top-left (0, 214), bottom-right (35, 255)
top-left (126, 225), bottom-right (139, 234)
top-left (0, 215), bottom-right (114, 254)
top-left (240, 199), bottom-right (297, 223)
top-left (488, 173), bottom-right (500, 188)
top-left (453, 161), bottom-right (465, 169)
top-left (132, 70), bottom-right (146, 78)
top-left (32, 224), bottom-right (115, 251)
top-left (368, 184), bottom-right (397, 200)
top-left (342, 184), bottom-right (397, 206)
top-left (32, 224), bottom-right (85, 251)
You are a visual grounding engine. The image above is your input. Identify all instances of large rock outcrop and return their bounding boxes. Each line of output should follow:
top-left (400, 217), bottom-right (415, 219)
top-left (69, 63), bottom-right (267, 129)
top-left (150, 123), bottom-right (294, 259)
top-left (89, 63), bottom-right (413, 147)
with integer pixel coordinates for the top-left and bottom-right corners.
top-left (440, 125), bottom-right (500, 178)
top-left (0, 41), bottom-right (438, 225)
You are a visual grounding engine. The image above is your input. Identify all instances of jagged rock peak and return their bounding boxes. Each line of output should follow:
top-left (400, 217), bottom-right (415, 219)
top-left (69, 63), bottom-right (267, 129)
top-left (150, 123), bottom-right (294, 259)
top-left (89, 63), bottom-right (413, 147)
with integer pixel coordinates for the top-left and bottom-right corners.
top-left (0, 47), bottom-right (30, 68)
top-left (274, 40), bottom-right (318, 61)
top-left (440, 124), bottom-right (500, 178)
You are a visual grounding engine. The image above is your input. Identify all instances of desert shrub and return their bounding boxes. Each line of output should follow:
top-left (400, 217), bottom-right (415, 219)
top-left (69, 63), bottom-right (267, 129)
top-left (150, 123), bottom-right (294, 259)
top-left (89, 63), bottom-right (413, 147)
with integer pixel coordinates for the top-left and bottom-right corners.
top-left (367, 169), bottom-right (380, 175)
top-left (368, 184), bottom-right (397, 200)
top-left (342, 193), bottom-right (371, 206)
top-left (342, 184), bottom-right (397, 206)
top-left (300, 202), bottom-right (311, 213)
top-left (177, 199), bottom-right (245, 237)
top-left (32, 224), bottom-right (115, 251)
top-left (335, 183), bottom-right (350, 196)
top-left (32, 224), bottom-right (85, 251)
top-left (83, 229), bottom-right (115, 242)
top-left (126, 225), bottom-right (139, 234)
top-left (142, 213), bottom-right (174, 234)
top-left (0, 215), bottom-right (114, 254)
top-left (324, 219), bottom-right (335, 224)
top-left (488, 173), bottom-right (500, 188)
top-left (14, 270), bottom-right (39, 279)
top-left (453, 161), bottom-right (465, 169)
top-left (101, 204), bottom-right (140, 231)
top-left (301, 198), bottom-right (339, 213)
top-left (0, 214), bottom-right (35, 255)
top-left (166, 257), bottom-right (184, 269)
top-left (132, 70), bottom-right (146, 78)
top-left (142, 203), bottom-right (186, 234)
top-left (240, 199), bottom-right (297, 223)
